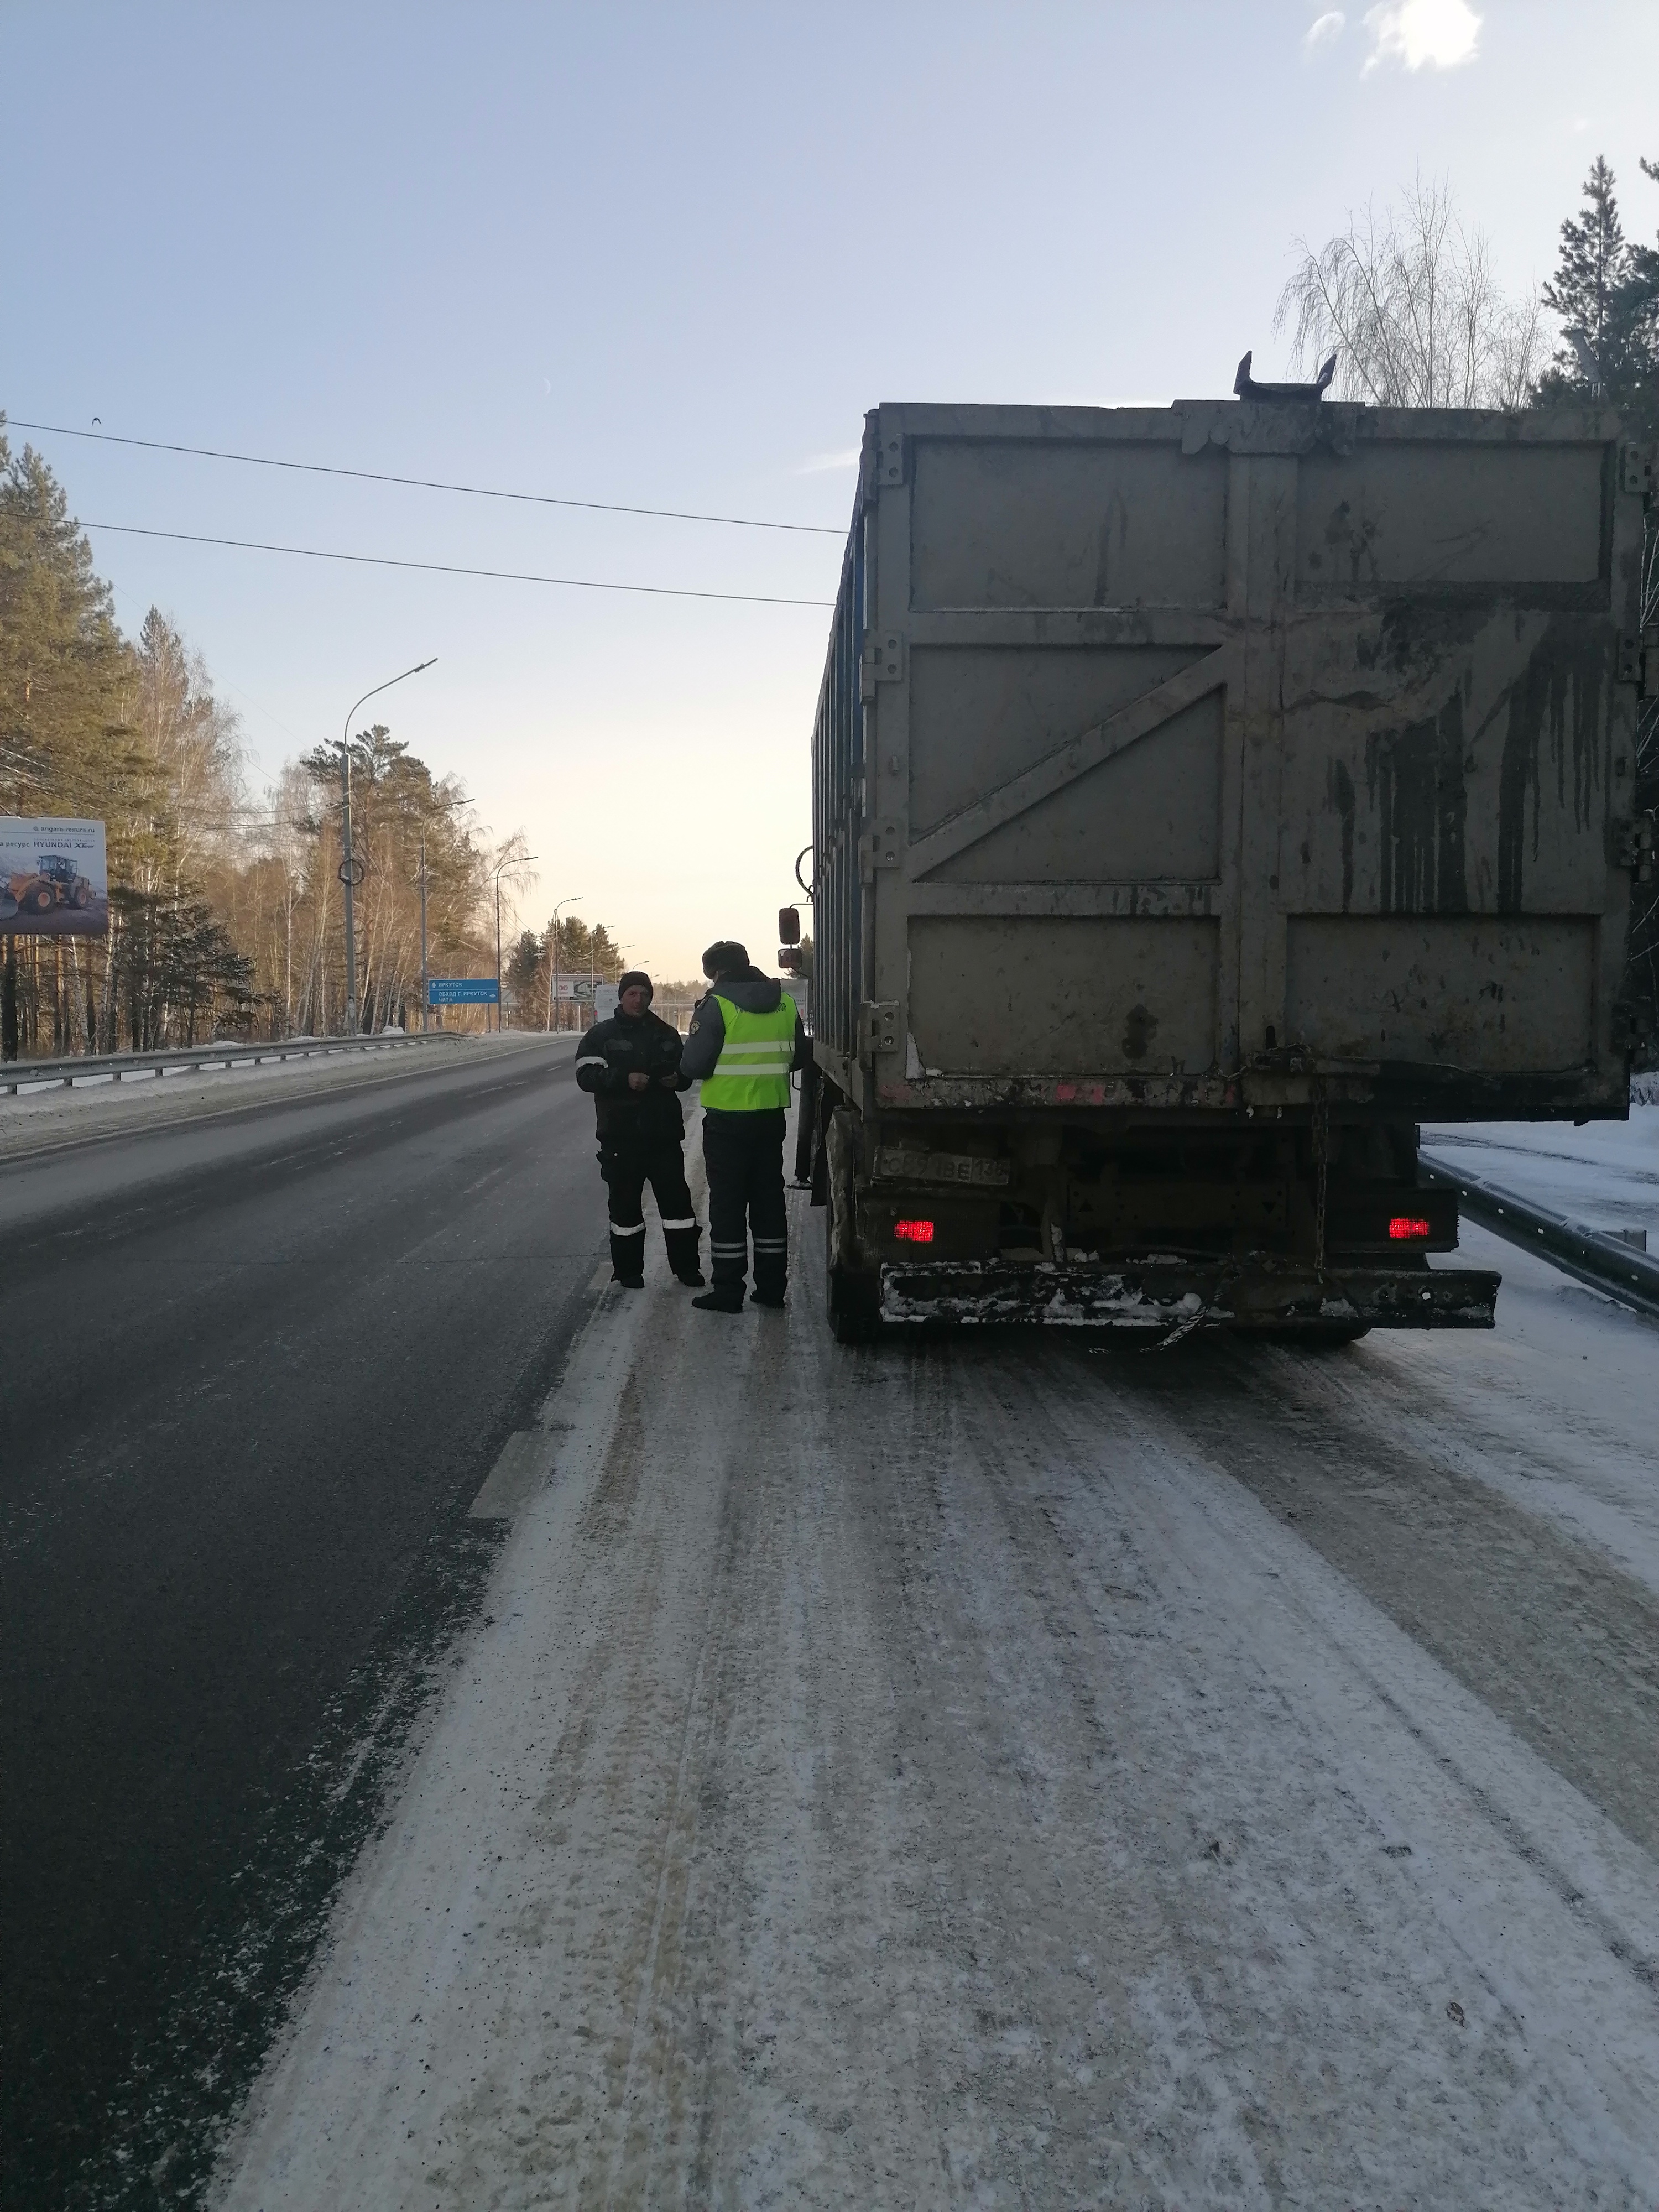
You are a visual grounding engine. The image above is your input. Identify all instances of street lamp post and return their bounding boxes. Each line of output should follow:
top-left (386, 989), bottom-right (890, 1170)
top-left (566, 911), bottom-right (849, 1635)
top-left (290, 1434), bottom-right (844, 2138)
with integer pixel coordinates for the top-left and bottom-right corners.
top-left (418, 832), bottom-right (429, 1034)
top-left (337, 658), bottom-right (435, 1035)
top-left (489, 853), bottom-right (538, 1034)
top-left (545, 895), bottom-right (583, 1032)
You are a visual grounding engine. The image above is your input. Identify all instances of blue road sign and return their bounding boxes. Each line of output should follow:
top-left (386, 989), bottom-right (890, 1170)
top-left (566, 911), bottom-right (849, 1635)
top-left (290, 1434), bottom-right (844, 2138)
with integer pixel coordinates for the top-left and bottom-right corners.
top-left (427, 978), bottom-right (500, 1005)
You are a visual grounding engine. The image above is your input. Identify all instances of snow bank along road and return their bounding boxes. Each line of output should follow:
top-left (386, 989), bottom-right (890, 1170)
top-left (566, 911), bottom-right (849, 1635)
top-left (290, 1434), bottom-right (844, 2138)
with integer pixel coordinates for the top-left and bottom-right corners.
top-left (0, 1034), bottom-right (601, 2209)
top-left (213, 1122), bottom-right (1659, 2209)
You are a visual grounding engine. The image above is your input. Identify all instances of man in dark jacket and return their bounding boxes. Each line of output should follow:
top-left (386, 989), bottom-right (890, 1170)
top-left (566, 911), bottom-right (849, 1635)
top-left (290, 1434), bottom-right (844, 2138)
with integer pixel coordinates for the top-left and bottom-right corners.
top-left (575, 970), bottom-right (702, 1288)
top-left (679, 940), bottom-right (808, 1313)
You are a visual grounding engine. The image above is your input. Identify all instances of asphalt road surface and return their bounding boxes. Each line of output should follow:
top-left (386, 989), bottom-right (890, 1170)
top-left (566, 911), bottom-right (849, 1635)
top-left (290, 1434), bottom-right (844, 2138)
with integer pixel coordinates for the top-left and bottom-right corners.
top-left (11, 1052), bottom-right (1659, 2209)
top-left (0, 1034), bottom-right (609, 2208)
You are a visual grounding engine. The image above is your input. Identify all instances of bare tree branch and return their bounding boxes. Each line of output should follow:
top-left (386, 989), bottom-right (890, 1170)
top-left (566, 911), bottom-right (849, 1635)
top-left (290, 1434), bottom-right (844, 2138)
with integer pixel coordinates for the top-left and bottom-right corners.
top-left (1274, 173), bottom-right (1547, 409)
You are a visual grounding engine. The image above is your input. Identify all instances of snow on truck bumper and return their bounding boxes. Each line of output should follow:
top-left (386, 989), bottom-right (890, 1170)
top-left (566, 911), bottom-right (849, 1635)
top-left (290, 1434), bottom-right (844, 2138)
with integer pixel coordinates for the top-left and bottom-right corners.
top-left (879, 1259), bottom-right (1499, 1331)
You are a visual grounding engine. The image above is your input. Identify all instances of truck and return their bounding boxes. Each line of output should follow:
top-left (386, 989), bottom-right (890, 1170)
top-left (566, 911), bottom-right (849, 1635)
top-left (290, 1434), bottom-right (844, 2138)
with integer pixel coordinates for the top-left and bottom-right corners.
top-left (802, 379), bottom-right (1658, 1342)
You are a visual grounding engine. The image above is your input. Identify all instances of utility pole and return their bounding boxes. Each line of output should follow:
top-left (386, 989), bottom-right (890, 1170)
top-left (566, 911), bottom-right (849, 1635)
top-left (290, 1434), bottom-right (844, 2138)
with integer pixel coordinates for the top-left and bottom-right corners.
top-left (545, 895), bottom-right (582, 1033)
top-left (419, 831), bottom-right (429, 1035)
top-left (340, 747), bottom-right (359, 1034)
top-left (336, 658), bottom-right (435, 1036)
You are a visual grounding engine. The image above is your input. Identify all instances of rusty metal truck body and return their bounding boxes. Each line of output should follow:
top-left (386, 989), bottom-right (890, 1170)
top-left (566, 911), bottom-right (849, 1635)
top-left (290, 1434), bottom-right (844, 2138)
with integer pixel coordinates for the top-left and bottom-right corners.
top-left (807, 396), bottom-right (1656, 1339)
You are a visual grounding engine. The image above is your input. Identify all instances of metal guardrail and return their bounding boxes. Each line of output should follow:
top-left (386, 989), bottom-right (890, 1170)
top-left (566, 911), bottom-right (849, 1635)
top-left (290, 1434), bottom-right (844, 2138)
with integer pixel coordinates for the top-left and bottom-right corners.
top-left (0, 1031), bottom-right (465, 1097)
top-left (1422, 1152), bottom-right (1659, 1324)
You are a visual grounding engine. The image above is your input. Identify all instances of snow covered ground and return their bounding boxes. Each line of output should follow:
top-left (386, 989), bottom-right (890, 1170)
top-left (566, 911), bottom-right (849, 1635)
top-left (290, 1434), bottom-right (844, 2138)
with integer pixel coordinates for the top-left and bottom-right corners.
top-left (1422, 1099), bottom-right (1659, 1249)
top-left (213, 1126), bottom-right (1659, 2209)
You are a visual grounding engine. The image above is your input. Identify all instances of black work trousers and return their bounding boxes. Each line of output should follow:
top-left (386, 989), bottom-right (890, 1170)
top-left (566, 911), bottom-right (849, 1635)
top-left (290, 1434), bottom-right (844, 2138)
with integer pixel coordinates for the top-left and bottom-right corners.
top-left (598, 1130), bottom-right (701, 1282)
top-left (702, 1107), bottom-right (787, 1297)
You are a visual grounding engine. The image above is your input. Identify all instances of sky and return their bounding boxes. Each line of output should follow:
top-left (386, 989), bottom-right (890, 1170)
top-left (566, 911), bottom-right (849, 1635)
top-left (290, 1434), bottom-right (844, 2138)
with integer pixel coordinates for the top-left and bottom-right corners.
top-left (3, 0), bottom-right (1657, 982)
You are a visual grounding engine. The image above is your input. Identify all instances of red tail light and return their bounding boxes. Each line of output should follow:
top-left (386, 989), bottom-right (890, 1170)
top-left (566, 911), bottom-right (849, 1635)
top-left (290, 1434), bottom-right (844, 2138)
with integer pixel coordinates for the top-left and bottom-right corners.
top-left (894, 1219), bottom-right (935, 1243)
top-left (1388, 1215), bottom-right (1431, 1240)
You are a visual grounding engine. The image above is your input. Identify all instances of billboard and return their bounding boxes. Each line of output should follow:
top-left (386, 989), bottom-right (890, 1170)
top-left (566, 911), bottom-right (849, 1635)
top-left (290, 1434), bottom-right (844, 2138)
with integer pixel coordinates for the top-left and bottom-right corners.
top-left (0, 818), bottom-right (108, 937)
top-left (427, 978), bottom-right (500, 1005)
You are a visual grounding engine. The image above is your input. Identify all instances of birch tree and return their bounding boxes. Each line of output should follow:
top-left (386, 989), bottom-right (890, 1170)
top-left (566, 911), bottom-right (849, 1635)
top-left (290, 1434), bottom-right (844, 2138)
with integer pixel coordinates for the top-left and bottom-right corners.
top-left (1275, 173), bottom-right (1548, 409)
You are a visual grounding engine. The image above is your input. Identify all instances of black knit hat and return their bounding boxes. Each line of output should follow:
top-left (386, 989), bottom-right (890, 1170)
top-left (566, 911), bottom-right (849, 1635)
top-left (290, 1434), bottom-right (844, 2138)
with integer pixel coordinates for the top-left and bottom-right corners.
top-left (701, 940), bottom-right (749, 979)
top-left (617, 969), bottom-right (653, 1001)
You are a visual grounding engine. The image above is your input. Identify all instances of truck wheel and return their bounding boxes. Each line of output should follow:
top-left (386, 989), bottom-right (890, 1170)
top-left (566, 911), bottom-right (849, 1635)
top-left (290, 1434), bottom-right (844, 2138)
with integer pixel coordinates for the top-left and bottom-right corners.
top-left (28, 886), bottom-right (53, 912)
top-left (827, 1255), bottom-right (882, 1343)
top-left (824, 1149), bottom-right (881, 1343)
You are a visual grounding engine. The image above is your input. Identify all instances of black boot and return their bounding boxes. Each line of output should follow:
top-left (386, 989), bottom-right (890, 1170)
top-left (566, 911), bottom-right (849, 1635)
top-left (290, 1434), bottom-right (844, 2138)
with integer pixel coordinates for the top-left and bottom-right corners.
top-left (609, 1227), bottom-right (646, 1286)
top-left (692, 1284), bottom-right (745, 1313)
top-left (665, 1224), bottom-right (703, 1287)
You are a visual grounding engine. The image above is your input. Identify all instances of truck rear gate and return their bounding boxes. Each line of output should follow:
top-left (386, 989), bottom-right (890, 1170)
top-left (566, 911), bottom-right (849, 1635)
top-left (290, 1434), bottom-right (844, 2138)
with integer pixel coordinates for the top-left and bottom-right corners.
top-left (807, 395), bottom-right (1653, 1338)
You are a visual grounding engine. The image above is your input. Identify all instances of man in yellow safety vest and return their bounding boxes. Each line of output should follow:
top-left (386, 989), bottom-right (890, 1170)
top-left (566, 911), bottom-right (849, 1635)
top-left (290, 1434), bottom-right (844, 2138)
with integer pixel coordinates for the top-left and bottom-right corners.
top-left (679, 939), bottom-right (808, 1312)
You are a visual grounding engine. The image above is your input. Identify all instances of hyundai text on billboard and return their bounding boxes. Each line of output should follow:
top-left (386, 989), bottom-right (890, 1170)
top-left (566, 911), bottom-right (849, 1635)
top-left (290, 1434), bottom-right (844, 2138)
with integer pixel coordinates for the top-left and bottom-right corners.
top-left (0, 819), bottom-right (109, 937)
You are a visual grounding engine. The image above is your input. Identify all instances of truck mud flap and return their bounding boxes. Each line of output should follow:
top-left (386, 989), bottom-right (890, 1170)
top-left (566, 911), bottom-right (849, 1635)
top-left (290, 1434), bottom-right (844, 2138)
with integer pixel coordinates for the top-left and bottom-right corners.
top-left (880, 1261), bottom-right (1499, 1331)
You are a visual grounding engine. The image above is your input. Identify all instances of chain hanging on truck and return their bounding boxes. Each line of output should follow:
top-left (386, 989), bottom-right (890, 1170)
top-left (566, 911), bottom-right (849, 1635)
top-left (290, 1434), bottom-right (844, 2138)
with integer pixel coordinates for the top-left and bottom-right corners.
top-left (1312, 1077), bottom-right (1332, 1283)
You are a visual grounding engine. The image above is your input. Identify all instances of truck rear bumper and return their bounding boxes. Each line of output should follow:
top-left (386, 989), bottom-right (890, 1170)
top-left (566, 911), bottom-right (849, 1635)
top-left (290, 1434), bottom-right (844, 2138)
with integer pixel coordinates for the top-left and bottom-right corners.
top-left (879, 1259), bottom-right (1498, 1331)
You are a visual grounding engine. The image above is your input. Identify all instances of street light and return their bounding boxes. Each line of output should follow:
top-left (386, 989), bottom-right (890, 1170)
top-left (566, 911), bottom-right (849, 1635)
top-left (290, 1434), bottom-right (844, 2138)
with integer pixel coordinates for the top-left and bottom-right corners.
top-left (545, 895), bottom-right (583, 1032)
top-left (490, 853), bottom-right (538, 1034)
top-left (337, 658), bottom-right (436, 1035)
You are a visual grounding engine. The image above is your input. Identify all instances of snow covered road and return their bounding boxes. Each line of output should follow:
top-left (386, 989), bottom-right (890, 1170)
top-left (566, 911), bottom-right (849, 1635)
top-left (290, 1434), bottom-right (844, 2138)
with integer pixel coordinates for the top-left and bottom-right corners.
top-left (217, 1176), bottom-right (1659, 2209)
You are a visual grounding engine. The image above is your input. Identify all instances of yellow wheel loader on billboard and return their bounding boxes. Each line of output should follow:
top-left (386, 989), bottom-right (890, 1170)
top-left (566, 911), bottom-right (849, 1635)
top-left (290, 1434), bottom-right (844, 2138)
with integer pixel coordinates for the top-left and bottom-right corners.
top-left (8, 855), bottom-right (93, 916)
top-left (0, 819), bottom-right (108, 936)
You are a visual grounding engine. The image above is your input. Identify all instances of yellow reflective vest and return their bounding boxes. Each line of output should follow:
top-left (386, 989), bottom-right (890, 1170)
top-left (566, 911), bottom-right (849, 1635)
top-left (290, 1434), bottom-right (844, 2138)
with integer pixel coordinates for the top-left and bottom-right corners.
top-left (698, 993), bottom-right (796, 1111)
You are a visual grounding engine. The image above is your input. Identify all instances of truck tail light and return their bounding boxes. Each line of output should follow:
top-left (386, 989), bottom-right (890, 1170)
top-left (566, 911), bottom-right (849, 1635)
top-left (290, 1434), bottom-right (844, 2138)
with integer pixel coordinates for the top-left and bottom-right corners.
top-left (1388, 1215), bottom-right (1431, 1240)
top-left (894, 1219), bottom-right (935, 1243)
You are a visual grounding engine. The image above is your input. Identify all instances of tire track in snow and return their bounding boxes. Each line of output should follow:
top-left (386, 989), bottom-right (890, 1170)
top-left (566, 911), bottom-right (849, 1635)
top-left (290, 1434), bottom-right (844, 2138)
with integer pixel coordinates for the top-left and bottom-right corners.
top-left (1105, 1329), bottom-right (1659, 1861)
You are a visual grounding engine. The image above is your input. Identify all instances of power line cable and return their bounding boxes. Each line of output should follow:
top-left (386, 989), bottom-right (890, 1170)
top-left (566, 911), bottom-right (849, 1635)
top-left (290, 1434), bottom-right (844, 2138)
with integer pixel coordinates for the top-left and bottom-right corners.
top-left (9, 418), bottom-right (846, 536)
top-left (81, 520), bottom-right (835, 606)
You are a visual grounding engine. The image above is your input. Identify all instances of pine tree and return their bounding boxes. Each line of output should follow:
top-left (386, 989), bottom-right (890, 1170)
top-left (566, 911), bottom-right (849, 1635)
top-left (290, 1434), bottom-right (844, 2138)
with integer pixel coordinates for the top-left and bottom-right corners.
top-left (0, 424), bottom-right (141, 1055)
top-left (1627, 158), bottom-right (1659, 431)
top-left (504, 930), bottom-right (542, 1020)
top-left (1536, 156), bottom-right (1655, 407)
top-left (0, 425), bottom-right (134, 816)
